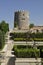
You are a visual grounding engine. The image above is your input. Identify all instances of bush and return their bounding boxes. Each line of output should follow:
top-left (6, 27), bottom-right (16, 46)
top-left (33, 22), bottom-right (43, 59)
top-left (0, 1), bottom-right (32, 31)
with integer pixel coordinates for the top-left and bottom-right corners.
top-left (10, 32), bottom-right (43, 41)
top-left (13, 45), bottom-right (40, 58)
top-left (10, 32), bottom-right (43, 38)
top-left (0, 62), bottom-right (1, 65)
top-left (38, 46), bottom-right (43, 49)
top-left (14, 38), bottom-right (43, 41)
top-left (13, 45), bottom-right (32, 49)
top-left (14, 38), bottom-right (24, 41)
top-left (14, 37), bottom-right (32, 41)
top-left (37, 46), bottom-right (43, 58)
top-left (0, 30), bottom-right (5, 50)
top-left (42, 49), bottom-right (43, 52)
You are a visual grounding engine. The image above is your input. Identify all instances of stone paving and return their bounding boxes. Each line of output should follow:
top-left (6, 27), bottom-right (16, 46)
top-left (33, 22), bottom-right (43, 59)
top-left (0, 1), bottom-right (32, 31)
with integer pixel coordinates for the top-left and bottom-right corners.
top-left (0, 31), bottom-right (15, 65)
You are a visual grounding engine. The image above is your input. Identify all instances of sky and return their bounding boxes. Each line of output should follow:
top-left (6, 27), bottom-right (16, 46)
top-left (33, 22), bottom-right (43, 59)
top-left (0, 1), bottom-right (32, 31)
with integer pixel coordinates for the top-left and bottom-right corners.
top-left (0, 0), bottom-right (43, 29)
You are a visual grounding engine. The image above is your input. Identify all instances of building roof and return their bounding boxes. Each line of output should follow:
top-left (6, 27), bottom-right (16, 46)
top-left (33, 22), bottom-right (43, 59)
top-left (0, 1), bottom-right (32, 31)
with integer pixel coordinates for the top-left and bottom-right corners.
top-left (30, 26), bottom-right (43, 30)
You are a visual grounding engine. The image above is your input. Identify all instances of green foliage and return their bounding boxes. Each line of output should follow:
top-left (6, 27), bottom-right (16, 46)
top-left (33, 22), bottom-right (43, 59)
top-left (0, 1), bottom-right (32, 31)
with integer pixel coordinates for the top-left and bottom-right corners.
top-left (37, 46), bottom-right (43, 58)
top-left (14, 38), bottom-right (43, 41)
top-left (10, 32), bottom-right (43, 41)
top-left (10, 32), bottom-right (26, 38)
top-left (32, 33), bottom-right (43, 38)
top-left (0, 20), bottom-right (9, 50)
top-left (14, 38), bottom-right (32, 41)
top-left (0, 20), bottom-right (9, 33)
top-left (14, 38), bottom-right (24, 41)
top-left (29, 23), bottom-right (34, 28)
top-left (38, 46), bottom-right (43, 49)
top-left (13, 45), bottom-right (40, 58)
top-left (0, 30), bottom-right (5, 50)
top-left (0, 62), bottom-right (1, 65)
top-left (13, 45), bottom-right (32, 49)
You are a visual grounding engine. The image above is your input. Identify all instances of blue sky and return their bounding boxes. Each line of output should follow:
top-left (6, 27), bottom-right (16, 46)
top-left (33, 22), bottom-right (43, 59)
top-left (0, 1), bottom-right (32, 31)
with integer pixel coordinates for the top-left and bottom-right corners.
top-left (0, 0), bottom-right (43, 29)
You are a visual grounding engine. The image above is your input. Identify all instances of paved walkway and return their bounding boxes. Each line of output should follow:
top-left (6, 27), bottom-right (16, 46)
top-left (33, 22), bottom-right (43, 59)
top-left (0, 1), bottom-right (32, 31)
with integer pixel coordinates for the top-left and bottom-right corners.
top-left (14, 41), bottom-right (43, 46)
top-left (1, 31), bottom-right (15, 65)
top-left (5, 32), bottom-right (15, 65)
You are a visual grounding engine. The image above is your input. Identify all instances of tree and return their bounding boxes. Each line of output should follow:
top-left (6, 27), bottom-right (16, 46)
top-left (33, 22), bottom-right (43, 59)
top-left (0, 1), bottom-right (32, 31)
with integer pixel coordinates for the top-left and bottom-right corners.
top-left (29, 23), bottom-right (34, 29)
top-left (0, 30), bottom-right (5, 50)
top-left (0, 20), bottom-right (9, 33)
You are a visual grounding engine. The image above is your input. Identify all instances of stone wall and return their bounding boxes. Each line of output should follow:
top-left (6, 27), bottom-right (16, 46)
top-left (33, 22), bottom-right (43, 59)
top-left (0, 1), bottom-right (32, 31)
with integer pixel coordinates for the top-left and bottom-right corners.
top-left (15, 58), bottom-right (43, 65)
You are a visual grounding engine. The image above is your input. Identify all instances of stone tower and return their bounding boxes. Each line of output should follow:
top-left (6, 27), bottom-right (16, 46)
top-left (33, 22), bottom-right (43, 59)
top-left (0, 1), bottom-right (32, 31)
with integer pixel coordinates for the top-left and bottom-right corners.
top-left (14, 10), bottom-right (30, 30)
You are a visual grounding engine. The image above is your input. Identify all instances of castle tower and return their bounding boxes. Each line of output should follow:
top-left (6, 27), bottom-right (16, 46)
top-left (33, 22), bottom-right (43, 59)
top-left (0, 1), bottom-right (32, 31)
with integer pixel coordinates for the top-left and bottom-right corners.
top-left (14, 10), bottom-right (30, 30)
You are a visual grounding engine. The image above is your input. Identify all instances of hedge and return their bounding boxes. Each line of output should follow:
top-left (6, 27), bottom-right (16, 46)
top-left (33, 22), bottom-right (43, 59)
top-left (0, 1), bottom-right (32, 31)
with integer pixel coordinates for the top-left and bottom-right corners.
top-left (37, 46), bottom-right (43, 50)
top-left (13, 45), bottom-right (40, 58)
top-left (10, 32), bottom-right (43, 41)
top-left (0, 62), bottom-right (1, 65)
top-left (14, 38), bottom-right (32, 41)
top-left (13, 45), bottom-right (32, 49)
top-left (0, 30), bottom-right (5, 50)
top-left (13, 38), bottom-right (43, 41)
top-left (10, 32), bottom-right (43, 38)
top-left (42, 49), bottom-right (43, 52)
top-left (37, 46), bottom-right (43, 58)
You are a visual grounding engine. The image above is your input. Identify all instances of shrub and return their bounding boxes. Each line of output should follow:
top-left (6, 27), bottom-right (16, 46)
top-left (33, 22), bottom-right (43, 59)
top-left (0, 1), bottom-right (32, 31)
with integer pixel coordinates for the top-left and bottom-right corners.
top-left (10, 32), bottom-right (43, 41)
top-left (13, 45), bottom-right (40, 58)
top-left (0, 30), bottom-right (5, 50)
top-left (42, 49), bottom-right (43, 52)
top-left (13, 45), bottom-right (32, 49)
top-left (37, 46), bottom-right (43, 58)
top-left (38, 46), bottom-right (43, 49)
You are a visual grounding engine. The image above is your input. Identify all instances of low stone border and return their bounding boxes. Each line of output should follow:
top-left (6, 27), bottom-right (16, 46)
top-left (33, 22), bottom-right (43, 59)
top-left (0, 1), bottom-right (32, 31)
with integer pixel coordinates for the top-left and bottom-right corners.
top-left (15, 58), bottom-right (43, 65)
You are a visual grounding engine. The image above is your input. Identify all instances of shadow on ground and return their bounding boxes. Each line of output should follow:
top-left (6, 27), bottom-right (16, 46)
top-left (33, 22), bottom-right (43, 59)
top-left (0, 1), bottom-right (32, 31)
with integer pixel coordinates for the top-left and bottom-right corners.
top-left (41, 58), bottom-right (43, 65)
top-left (7, 57), bottom-right (16, 65)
